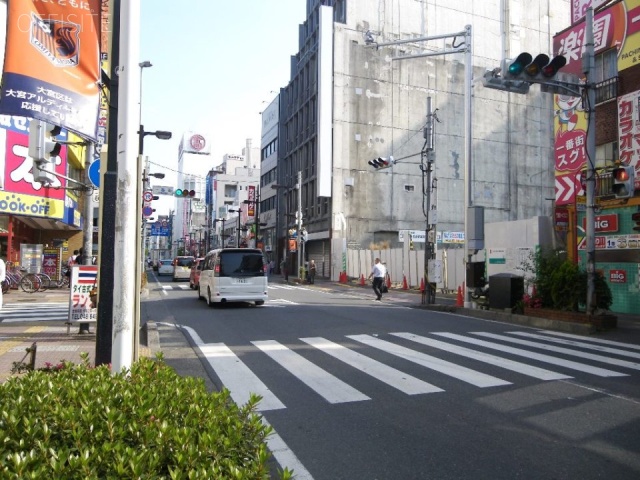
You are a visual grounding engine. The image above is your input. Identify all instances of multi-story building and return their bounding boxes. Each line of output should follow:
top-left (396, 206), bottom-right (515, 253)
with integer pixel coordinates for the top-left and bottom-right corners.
top-left (267, 0), bottom-right (568, 281)
top-left (552, 1), bottom-right (640, 315)
top-left (205, 141), bottom-right (260, 251)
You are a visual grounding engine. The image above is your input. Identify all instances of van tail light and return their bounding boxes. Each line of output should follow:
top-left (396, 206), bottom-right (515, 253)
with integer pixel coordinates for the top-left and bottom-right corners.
top-left (214, 265), bottom-right (220, 274)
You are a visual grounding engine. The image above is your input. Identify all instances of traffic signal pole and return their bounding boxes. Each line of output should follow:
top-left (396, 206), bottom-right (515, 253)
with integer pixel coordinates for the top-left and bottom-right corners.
top-left (584, 8), bottom-right (597, 314)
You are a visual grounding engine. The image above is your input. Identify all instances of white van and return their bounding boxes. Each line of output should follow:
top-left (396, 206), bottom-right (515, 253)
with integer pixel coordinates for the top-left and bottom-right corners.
top-left (198, 248), bottom-right (267, 306)
top-left (172, 256), bottom-right (195, 282)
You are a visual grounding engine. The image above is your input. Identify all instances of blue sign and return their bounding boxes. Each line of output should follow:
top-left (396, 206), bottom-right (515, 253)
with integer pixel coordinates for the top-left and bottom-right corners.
top-left (88, 160), bottom-right (100, 188)
top-left (150, 223), bottom-right (170, 237)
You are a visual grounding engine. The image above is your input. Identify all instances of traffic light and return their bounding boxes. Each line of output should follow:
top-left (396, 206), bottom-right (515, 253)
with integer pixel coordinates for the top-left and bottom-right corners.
top-left (611, 165), bottom-right (635, 199)
top-left (368, 156), bottom-right (395, 169)
top-left (483, 52), bottom-right (579, 96)
top-left (174, 187), bottom-right (196, 197)
top-left (28, 119), bottom-right (61, 184)
top-left (632, 212), bottom-right (640, 232)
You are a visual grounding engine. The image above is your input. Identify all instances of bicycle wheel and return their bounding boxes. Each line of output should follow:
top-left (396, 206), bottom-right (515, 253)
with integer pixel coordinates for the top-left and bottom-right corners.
top-left (57, 275), bottom-right (70, 288)
top-left (1, 280), bottom-right (8, 294)
top-left (19, 273), bottom-right (41, 293)
top-left (38, 273), bottom-right (51, 292)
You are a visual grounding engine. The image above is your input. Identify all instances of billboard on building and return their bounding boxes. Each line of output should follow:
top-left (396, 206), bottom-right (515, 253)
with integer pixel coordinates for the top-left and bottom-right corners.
top-left (0, 0), bottom-right (101, 141)
top-left (618, 90), bottom-right (640, 189)
top-left (179, 132), bottom-right (211, 155)
top-left (0, 116), bottom-right (67, 219)
top-left (556, 1), bottom-right (640, 76)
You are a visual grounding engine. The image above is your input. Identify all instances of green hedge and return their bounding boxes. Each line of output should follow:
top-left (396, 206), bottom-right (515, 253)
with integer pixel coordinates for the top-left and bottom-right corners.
top-left (1, 355), bottom-right (291, 479)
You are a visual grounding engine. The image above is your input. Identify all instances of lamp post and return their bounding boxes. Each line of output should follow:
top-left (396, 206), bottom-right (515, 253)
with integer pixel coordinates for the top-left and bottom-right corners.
top-left (213, 218), bottom-right (226, 248)
top-left (228, 207), bottom-right (242, 247)
top-left (271, 182), bottom-right (296, 278)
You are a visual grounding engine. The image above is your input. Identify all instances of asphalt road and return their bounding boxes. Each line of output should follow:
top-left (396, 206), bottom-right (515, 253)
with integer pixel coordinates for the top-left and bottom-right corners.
top-left (144, 273), bottom-right (640, 480)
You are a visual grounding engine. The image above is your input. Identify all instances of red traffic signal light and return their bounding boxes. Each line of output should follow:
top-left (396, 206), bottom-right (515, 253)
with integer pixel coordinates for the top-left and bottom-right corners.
top-left (368, 156), bottom-right (395, 169)
top-left (632, 212), bottom-right (640, 232)
top-left (612, 165), bottom-right (635, 199)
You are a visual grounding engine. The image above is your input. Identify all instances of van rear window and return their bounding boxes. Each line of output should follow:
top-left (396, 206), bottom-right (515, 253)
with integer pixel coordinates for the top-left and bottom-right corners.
top-left (220, 252), bottom-right (264, 277)
top-left (176, 257), bottom-right (194, 267)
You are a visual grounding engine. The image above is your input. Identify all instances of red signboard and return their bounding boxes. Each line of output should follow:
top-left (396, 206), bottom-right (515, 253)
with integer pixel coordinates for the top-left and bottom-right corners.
top-left (610, 269), bottom-right (627, 283)
top-left (247, 185), bottom-right (256, 217)
top-left (581, 214), bottom-right (619, 233)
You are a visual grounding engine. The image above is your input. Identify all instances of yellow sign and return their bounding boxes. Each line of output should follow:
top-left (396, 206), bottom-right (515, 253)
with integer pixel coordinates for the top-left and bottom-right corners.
top-left (0, 192), bottom-right (64, 218)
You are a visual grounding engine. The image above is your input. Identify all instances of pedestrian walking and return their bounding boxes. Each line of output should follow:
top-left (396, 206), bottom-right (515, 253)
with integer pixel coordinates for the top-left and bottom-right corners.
top-left (308, 259), bottom-right (316, 284)
top-left (0, 256), bottom-right (5, 310)
top-left (367, 257), bottom-right (387, 301)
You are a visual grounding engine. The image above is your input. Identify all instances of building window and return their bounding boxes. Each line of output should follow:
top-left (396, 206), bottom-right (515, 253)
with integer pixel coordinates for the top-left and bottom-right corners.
top-left (404, 185), bottom-right (415, 192)
top-left (595, 49), bottom-right (617, 83)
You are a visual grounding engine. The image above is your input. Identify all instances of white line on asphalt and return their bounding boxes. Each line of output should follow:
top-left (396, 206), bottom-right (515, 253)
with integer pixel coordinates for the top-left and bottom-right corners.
top-left (348, 334), bottom-right (511, 388)
top-left (473, 332), bottom-right (640, 371)
top-left (252, 340), bottom-right (371, 404)
top-left (261, 417), bottom-right (315, 480)
top-left (199, 343), bottom-right (286, 411)
top-left (301, 337), bottom-right (444, 395)
top-left (391, 332), bottom-right (572, 381)
top-left (537, 330), bottom-right (640, 351)
top-left (432, 332), bottom-right (627, 377)
top-left (508, 331), bottom-right (640, 360)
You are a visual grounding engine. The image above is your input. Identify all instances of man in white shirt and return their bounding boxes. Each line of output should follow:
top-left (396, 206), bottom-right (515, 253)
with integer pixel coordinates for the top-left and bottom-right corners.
top-left (368, 257), bottom-right (387, 301)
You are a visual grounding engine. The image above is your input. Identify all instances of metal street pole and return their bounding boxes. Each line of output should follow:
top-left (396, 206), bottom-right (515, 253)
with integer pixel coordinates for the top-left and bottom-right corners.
top-left (112, 0), bottom-right (141, 373)
top-left (584, 8), bottom-right (596, 314)
top-left (296, 171), bottom-right (302, 280)
top-left (95, 0), bottom-right (120, 367)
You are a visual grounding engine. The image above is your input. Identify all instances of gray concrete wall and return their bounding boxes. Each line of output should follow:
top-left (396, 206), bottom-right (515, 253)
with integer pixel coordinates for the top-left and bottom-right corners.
top-left (330, 0), bottom-right (570, 250)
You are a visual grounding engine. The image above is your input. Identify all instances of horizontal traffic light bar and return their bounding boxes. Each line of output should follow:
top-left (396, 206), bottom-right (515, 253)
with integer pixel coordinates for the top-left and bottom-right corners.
top-left (175, 188), bottom-right (196, 197)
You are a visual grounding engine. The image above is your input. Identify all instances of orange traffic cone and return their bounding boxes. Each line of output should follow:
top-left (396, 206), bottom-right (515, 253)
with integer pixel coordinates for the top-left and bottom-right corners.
top-left (456, 286), bottom-right (463, 307)
top-left (402, 275), bottom-right (408, 290)
top-left (360, 274), bottom-right (365, 286)
top-left (420, 277), bottom-right (425, 292)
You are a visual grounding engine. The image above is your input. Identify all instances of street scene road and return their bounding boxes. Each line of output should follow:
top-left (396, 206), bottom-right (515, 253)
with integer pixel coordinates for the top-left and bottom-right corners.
top-left (144, 272), bottom-right (640, 480)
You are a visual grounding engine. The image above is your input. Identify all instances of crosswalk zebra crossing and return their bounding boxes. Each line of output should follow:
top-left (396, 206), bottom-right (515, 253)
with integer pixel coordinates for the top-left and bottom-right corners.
top-left (0, 302), bottom-right (69, 323)
top-left (186, 328), bottom-right (640, 411)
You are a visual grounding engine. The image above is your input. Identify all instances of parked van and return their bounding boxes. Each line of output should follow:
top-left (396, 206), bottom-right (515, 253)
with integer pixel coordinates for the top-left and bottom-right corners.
top-left (172, 256), bottom-right (195, 282)
top-left (198, 248), bottom-right (267, 306)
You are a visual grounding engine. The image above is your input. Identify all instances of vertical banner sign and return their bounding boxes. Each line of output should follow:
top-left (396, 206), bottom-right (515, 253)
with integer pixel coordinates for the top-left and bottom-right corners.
top-left (248, 185), bottom-right (256, 217)
top-left (68, 265), bottom-right (98, 323)
top-left (0, 1), bottom-right (101, 141)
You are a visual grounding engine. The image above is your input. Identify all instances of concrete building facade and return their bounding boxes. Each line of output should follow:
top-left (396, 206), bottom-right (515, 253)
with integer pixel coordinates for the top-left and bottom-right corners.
top-left (273, 0), bottom-right (569, 280)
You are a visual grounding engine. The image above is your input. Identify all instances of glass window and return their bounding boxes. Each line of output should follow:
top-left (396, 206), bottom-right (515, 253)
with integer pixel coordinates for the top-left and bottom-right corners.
top-left (219, 251), bottom-right (264, 277)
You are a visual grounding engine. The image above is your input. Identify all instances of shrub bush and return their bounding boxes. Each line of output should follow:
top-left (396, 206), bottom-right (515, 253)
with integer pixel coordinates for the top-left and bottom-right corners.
top-left (519, 247), bottom-right (612, 313)
top-left (0, 355), bottom-right (291, 479)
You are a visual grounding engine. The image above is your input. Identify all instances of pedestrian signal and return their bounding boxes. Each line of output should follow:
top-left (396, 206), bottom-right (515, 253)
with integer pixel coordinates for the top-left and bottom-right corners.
top-left (612, 165), bottom-right (635, 199)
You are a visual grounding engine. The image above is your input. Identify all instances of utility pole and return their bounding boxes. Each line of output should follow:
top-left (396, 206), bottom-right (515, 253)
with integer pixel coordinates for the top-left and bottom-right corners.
top-left (423, 97), bottom-right (438, 304)
top-left (296, 171), bottom-right (302, 280)
top-left (112, 0), bottom-right (141, 373)
top-left (95, 0), bottom-right (121, 366)
top-left (584, 7), bottom-right (596, 314)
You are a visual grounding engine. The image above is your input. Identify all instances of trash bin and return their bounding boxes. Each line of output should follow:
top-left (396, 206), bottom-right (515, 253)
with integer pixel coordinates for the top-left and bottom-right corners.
top-left (489, 273), bottom-right (524, 310)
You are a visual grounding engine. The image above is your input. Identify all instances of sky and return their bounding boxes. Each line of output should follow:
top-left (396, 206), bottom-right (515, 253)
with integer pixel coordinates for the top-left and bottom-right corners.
top-left (138, 0), bottom-right (307, 217)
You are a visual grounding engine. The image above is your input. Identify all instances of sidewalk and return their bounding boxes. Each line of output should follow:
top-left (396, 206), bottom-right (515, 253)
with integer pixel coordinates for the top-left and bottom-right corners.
top-left (0, 287), bottom-right (156, 383)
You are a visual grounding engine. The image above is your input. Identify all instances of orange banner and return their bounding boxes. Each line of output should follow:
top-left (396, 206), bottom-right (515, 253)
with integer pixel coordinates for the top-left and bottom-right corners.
top-left (0, 0), bottom-right (101, 141)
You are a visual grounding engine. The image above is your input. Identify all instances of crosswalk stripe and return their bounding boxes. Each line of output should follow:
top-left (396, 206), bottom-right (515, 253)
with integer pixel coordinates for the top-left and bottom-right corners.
top-left (1, 302), bottom-right (69, 323)
top-left (252, 340), bottom-right (371, 404)
top-left (508, 331), bottom-right (640, 360)
top-left (348, 334), bottom-right (511, 388)
top-left (391, 332), bottom-right (572, 381)
top-left (540, 330), bottom-right (640, 351)
top-left (300, 337), bottom-right (444, 395)
top-left (432, 332), bottom-right (627, 377)
top-left (199, 343), bottom-right (286, 412)
top-left (473, 332), bottom-right (640, 371)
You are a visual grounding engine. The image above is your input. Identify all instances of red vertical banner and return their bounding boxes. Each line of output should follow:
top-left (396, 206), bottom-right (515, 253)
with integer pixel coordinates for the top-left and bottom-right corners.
top-left (0, 0), bottom-right (101, 140)
top-left (247, 185), bottom-right (256, 217)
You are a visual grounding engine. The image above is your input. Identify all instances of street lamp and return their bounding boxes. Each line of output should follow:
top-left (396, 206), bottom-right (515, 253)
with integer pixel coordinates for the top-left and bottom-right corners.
top-left (228, 207), bottom-right (242, 247)
top-left (213, 218), bottom-right (226, 248)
